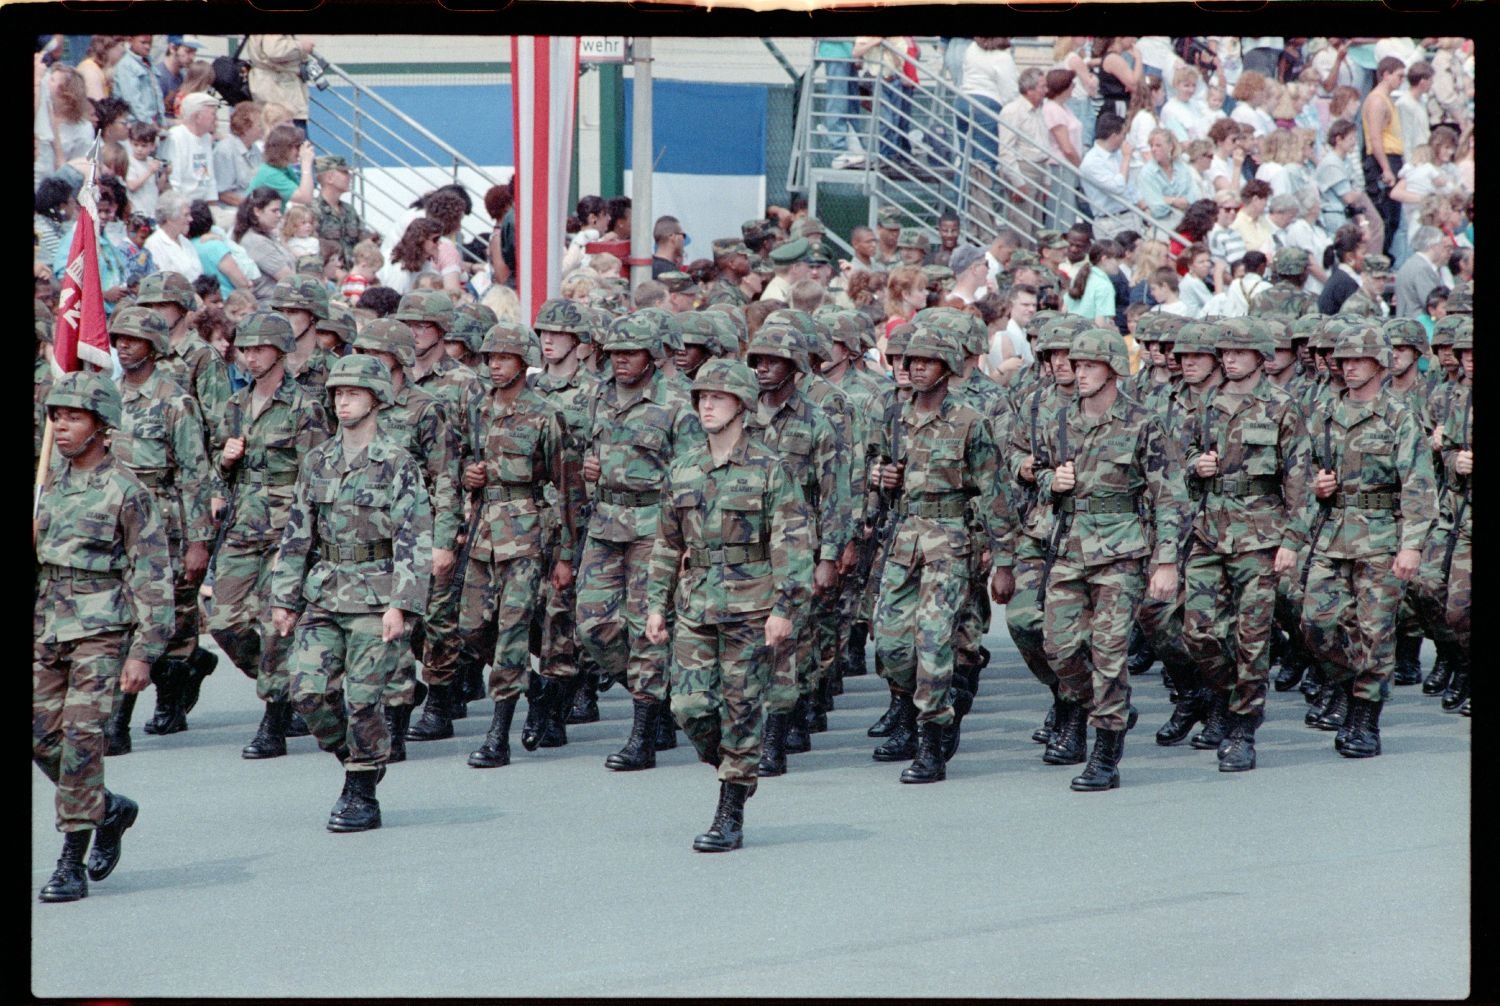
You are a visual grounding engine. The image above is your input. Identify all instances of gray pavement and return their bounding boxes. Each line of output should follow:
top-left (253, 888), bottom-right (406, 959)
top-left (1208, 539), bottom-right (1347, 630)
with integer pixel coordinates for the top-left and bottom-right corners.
top-left (32, 620), bottom-right (1469, 998)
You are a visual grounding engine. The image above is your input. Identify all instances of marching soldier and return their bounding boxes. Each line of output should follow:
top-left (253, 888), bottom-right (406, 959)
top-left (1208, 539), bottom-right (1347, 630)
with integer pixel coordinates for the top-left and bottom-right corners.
top-left (645, 358), bottom-right (812, 851)
top-left (35, 372), bottom-right (172, 902)
top-left (1301, 326), bottom-right (1436, 757)
top-left (1381, 317), bottom-right (1434, 688)
top-left (314, 303), bottom-right (357, 360)
top-left (269, 355), bottom-right (432, 831)
top-left (270, 276), bottom-right (337, 407)
top-left (1420, 324), bottom-right (1472, 713)
top-left (577, 313), bottom-right (702, 772)
top-left (1180, 320), bottom-right (1311, 771)
top-left (208, 313), bottom-right (330, 760)
top-left (706, 239), bottom-right (753, 307)
top-left (1032, 329), bottom-right (1186, 791)
top-left (445, 302), bottom-right (499, 377)
top-left (137, 270), bottom-right (232, 445)
top-left (103, 307), bottom-right (215, 753)
top-left (1248, 248), bottom-right (1318, 317)
top-left (675, 311), bottom-right (734, 381)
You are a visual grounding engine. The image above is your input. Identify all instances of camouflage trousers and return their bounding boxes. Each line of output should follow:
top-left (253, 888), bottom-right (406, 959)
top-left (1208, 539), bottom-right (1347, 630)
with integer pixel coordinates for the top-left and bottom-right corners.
top-left (669, 615), bottom-right (770, 792)
top-left (576, 535), bottom-right (669, 703)
top-left (208, 539), bottom-right (294, 702)
top-left (34, 631), bottom-right (126, 832)
top-left (1182, 544), bottom-right (1276, 718)
top-left (1043, 557), bottom-right (1144, 732)
top-left (1004, 538), bottom-right (1060, 688)
top-left (765, 601), bottom-right (813, 714)
top-left (289, 605), bottom-right (402, 770)
top-left (1301, 554), bottom-right (1403, 702)
top-left (1135, 558), bottom-right (1191, 672)
top-left (397, 566), bottom-right (464, 701)
top-left (459, 553), bottom-right (543, 703)
top-left (954, 537), bottom-right (991, 678)
top-left (540, 569), bottom-right (583, 681)
top-left (165, 535), bottom-right (202, 659)
top-left (809, 587), bottom-right (840, 697)
top-left (873, 553), bottom-right (968, 727)
top-left (1412, 526), bottom-right (1472, 653)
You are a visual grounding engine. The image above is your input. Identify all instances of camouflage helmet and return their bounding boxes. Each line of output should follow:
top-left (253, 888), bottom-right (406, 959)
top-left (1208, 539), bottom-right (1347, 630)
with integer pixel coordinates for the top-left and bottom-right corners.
top-left (135, 270), bottom-right (196, 311)
top-left (885, 321), bottom-right (916, 361)
top-left (1068, 328), bottom-right (1131, 378)
top-left (353, 317), bottom-right (417, 370)
top-left (315, 302), bottom-right (357, 345)
top-left (45, 370), bottom-right (123, 429)
top-left (325, 352), bottom-right (394, 406)
top-left (1331, 325), bottom-right (1392, 368)
top-left (1214, 318), bottom-right (1275, 361)
top-left (448, 302), bottom-right (499, 354)
top-left (1378, 317), bottom-right (1427, 352)
top-left (393, 290), bottom-right (454, 332)
top-left (269, 274), bottom-right (331, 320)
top-left (234, 311), bottom-right (297, 353)
top-left (1036, 320), bottom-right (1079, 355)
top-left (677, 312), bottom-right (730, 357)
top-left (706, 311), bottom-right (743, 358)
top-left (534, 297), bottom-right (592, 341)
top-left (1446, 281), bottom-right (1472, 315)
top-left (1172, 321), bottom-right (1221, 357)
top-left (815, 307), bottom-right (867, 355)
top-left (913, 307), bottom-right (983, 358)
top-left (802, 323), bottom-right (835, 364)
top-left (1271, 246), bottom-right (1309, 277)
top-left (1254, 316), bottom-right (1294, 351)
top-left (1134, 312), bottom-right (1162, 342)
top-left (762, 308), bottom-right (818, 339)
top-left (1429, 315), bottom-right (1465, 348)
top-left (601, 313), bottom-right (663, 357)
top-left (704, 302), bottom-right (748, 353)
top-left (1336, 293), bottom-right (1383, 318)
top-left (1025, 309), bottom-right (1061, 340)
top-left (587, 288), bottom-right (630, 320)
top-left (1289, 313), bottom-right (1323, 343)
top-left (1306, 321), bottom-right (1339, 353)
top-left (1453, 321), bottom-right (1474, 352)
top-left (902, 325), bottom-right (965, 374)
top-left (922, 264), bottom-right (955, 292)
top-left (480, 321), bottom-right (542, 369)
top-left (690, 357), bottom-right (759, 411)
top-left (896, 227), bottom-right (929, 250)
top-left (107, 305), bottom-right (171, 355)
top-left (633, 307), bottom-right (683, 355)
top-left (746, 324), bottom-right (808, 373)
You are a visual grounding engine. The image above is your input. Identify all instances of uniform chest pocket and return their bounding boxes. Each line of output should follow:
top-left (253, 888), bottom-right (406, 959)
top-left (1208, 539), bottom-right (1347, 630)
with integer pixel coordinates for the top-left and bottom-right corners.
top-left (122, 420), bottom-right (171, 469)
top-left (671, 487), bottom-right (704, 539)
top-left (1091, 446), bottom-right (1137, 493)
top-left (1350, 430), bottom-right (1397, 482)
top-left (350, 479), bottom-right (394, 537)
top-left (921, 437), bottom-right (966, 492)
top-left (308, 477), bottom-right (339, 506)
top-left (1239, 422), bottom-right (1281, 475)
top-left (495, 426), bottom-right (539, 482)
top-left (719, 492), bottom-right (765, 544)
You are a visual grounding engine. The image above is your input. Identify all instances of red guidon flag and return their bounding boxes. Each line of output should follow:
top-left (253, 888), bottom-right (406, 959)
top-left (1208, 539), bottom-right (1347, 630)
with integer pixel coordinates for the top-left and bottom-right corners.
top-left (51, 168), bottom-right (110, 375)
top-left (510, 35), bottom-right (580, 325)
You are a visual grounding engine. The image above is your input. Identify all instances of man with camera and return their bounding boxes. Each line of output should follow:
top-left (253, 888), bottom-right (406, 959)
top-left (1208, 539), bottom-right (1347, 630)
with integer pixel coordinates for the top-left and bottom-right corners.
top-left (246, 35), bottom-right (318, 131)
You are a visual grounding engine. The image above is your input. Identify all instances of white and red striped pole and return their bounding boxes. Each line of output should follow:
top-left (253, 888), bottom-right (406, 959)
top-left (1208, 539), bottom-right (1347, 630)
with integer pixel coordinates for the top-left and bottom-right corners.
top-left (510, 35), bottom-right (580, 324)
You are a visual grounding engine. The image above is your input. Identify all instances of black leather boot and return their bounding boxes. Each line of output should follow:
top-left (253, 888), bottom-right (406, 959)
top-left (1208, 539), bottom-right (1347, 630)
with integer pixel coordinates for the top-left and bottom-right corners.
top-left (900, 721), bottom-right (947, 783)
top-left (1190, 692), bottom-right (1230, 750)
top-left (1441, 659), bottom-right (1469, 712)
top-left (941, 684), bottom-right (974, 762)
top-left (872, 693), bottom-right (917, 762)
top-left (383, 702), bottom-right (414, 764)
top-left (1392, 635), bottom-right (1423, 686)
top-left (521, 675), bottom-right (547, 751)
top-left (327, 770), bottom-right (382, 831)
top-left (1273, 638), bottom-right (1309, 691)
top-left (1218, 713), bottom-right (1257, 772)
top-left (406, 683), bottom-right (455, 741)
top-left (241, 700), bottom-right (290, 759)
top-left (105, 692), bottom-right (137, 756)
top-left (542, 677), bottom-right (577, 748)
top-left (285, 709), bottom-right (311, 738)
top-left (868, 688), bottom-right (903, 737)
top-left (566, 674), bottom-right (600, 724)
top-left (1126, 624), bottom-right (1156, 675)
top-left (1157, 687), bottom-right (1208, 747)
top-left (1461, 695), bottom-right (1471, 717)
top-left (1032, 691), bottom-right (1060, 745)
top-left (757, 712), bottom-right (789, 776)
top-left (144, 657), bottom-right (188, 735)
top-left (38, 830), bottom-right (91, 903)
top-left (1339, 697), bottom-right (1382, 758)
top-left (1422, 651), bottom-right (1452, 695)
top-left (693, 781), bottom-right (749, 852)
top-left (1312, 680), bottom-right (1350, 731)
top-left (843, 622), bottom-right (869, 677)
top-left (180, 646), bottom-right (218, 714)
top-left (604, 699), bottom-right (659, 771)
top-left (1070, 727), bottom-right (1124, 791)
top-left (86, 790), bottom-right (139, 881)
top-left (784, 696), bottom-right (812, 754)
top-left (810, 677), bottom-right (832, 733)
top-left (1300, 659), bottom-right (1326, 703)
top-left (654, 697), bottom-right (679, 751)
top-left (1042, 700), bottom-right (1088, 765)
top-left (468, 697), bottom-right (518, 768)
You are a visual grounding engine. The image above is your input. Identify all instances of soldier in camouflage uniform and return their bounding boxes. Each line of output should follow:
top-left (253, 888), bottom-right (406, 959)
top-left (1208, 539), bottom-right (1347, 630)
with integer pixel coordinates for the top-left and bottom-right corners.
top-left (208, 312), bottom-right (330, 759)
top-left (102, 307), bottom-right (215, 754)
top-left (1301, 326), bottom-right (1436, 757)
top-left (270, 355), bottom-right (432, 831)
top-left (311, 154), bottom-right (371, 267)
top-left (675, 311), bottom-right (734, 381)
top-left (446, 301), bottom-right (498, 377)
top-left (1380, 317), bottom-right (1435, 687)
top-left (35, 372), bottom-right (171, 902)
top-left (347, 319), bottom-right (459, 757)
top-left (460, 322), bottom-right (576, 767)
top-left (1418, 316), bottom-right (1471, 698)
top-left (136, 270), bottom-right (232, 446)
top-left (1337, 254), bottom-right (1393, 318)
top-left (1248, 247), bottom-right (1319, 317)
top-left (869, 325), bottom-right (1016, 783)
top-left (1033, 329), bottom-right (1186, 791)
top-left (742, 323), bottom-right (847, 775)
top-left (706, 239), bottom-right (752, 307)
top-left (270, 276), bottom-right (337, 411)
top-left (646, 358), bottom-right (813, 851)
top-left (577, 312), bottom-right (702, 771)
top-left (1180, 320), bottom-right (1311, 771)
top-left (315, 302), bottom-right (357, 360)
top-left (1262, 315), bottom-right (1312, 403)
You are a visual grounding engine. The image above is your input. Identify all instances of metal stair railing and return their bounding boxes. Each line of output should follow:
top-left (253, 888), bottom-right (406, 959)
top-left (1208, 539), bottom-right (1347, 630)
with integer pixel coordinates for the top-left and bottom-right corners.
top-left (308, 60), bottom-right (504, 264)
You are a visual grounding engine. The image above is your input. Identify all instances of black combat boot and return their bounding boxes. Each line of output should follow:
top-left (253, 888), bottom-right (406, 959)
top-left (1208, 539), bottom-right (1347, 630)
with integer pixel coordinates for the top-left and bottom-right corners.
top-left (1422, 651), bottom-right (1452, 695)
top-left (844, 622), bottom-right (869, 677)
top-left (566, 674), bottom-right (600, 724)
top-left (809, 677), bottom-right (832, 733)
top-left (38, 830), bottom-right (92, 903)
top-left (654, 698), bottom-right (679, 751)
top-left (604, 698), bottom-right (659, 771)
top-left (85, 790), bottom-right (139, 881)
top-left (144, 657), bottom-right (188, 735)
top-left (784, 696), bottom-right (812, 754)
top-left (1300, 659), bottom-right (1326, 703)
top-left (1392, 635), bottom-right (1423, 686)
top-left (1217, 713), bottom-right (1257, 772)
top-left (1033, 692), bottom-right (1060, 745)
top-left (1189, 692), bottom-right (1230, 750)
top-left (521, 675), bottom-right (548, 751)
top-left (1157, 662), bottom-right (1208, 745)
top-left (1310, 678), bottom-right (1350, 731)
top-left (1042, 700), bottom-right (1088, 765)
top-left (868, 688), bottom-right (903, 737)
top-left (1441, 658), bottom-right (1470, 712)
top-left (541, 677), bottom-right (577, 748)
top-left (327, 770), bottom-right (382, 832)
top-left (180, 646), bottom-right (219, 714)
top-left (1070, 727), bottom-right (1124, 791)
top-left (900, 721), bottom-right (947, 783)
top-left (384, 702), bottom-right (414, 765)
top-left (757, 712), bottom-right (789, 776)
top-left (1461, 695), bottom-right (1471, 716)
top-left (872, 693), bottom-right (918, 762)
top-left (1273, 638), bottom-right (1309, 691)
top-left (104, 692), bottom-right (137, 756)
top-left (941, 684), bottom-right (974, 762)
top-left (468, 697), bottom-right (518, 768)
top-left (693, 781), bottom-right (750, 852)
top-left (406, 683), bottom-right (455, 741)
top-left (285, 709), bottom-right (311, 738)
top-left (1126, 624), bottom-right (1156, 676)
top-left (241, 700), bottom-right (291, 759)
top-left (1339, 697), bottom-right (1382, 758)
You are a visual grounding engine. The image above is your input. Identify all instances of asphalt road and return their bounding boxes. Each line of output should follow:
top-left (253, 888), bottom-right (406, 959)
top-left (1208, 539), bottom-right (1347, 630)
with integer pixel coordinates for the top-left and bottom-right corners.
top-left (32, 620), bottom-right (1469, 998)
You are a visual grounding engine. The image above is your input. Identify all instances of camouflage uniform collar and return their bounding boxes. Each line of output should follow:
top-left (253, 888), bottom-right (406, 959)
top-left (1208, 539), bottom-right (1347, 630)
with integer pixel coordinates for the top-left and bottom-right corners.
top-left (119, 368), bottom-right (165, 400)
top-left (172, 330), bottom-right (212, 359)
top-left (703, 430), bottom-right (755, 471)
top-left (1071, 389), bottom-right (1132, 430)
top-left (903, 386), bottom-right (958, 428)
top-left (609, 365), bottom-right (667, 405)
top-left (756, 387), bottom-right (809, 425)
top-left (58, 452), bottom-right (121, 491)
top-left (536, 366), bottom-right (591, 391)
top-left (267, 369), bottom-right (303, 404)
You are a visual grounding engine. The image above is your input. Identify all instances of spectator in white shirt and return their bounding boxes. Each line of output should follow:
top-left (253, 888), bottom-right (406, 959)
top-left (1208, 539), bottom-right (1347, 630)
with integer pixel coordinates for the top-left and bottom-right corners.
top-left (995, 68), bottom-right (1051, 228)
top-left (1123, 73), bottom-right (1165, 181)
top-left (1208, 189), bottom-right (1247, 266)
top-left (159, 92), bottom-right (221, 204)
top-left (1222, 250), bottom-right (1270, 315)
top-left (1205, 117), bottom-right (1246, 193)
top-left (1160, 64), bottom-right (1209, 142)
top-left (1316, 118), bottom-right (1364, 231)
top-left (1229, 71), bottom-right (1277, 136)
top-left (1268, 192), bottom-right (1328, 292)
top-left (214, 100), bottom-right (265, 211)
top-left (1148, 266), bottom-right (1190, 315)
top-left (1176, 242), bottom-right (1214, 316)
top-left (1395, 62), bottom-right (1435, 159)
top-left (986, 282), bottom-right (1038, 381)
top-left (1079, 112), bottom-right (1147, 239)
top-left (143, 191), bottom-right (205, 281)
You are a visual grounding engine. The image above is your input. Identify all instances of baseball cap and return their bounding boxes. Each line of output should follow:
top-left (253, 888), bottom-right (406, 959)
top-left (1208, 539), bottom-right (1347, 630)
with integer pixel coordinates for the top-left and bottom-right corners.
top-left (180, 92), bottom-right (222, 118)
top-left (315, 154), bottom-right (350, 173)
top-left (168, 35), bottom-right (202, 49)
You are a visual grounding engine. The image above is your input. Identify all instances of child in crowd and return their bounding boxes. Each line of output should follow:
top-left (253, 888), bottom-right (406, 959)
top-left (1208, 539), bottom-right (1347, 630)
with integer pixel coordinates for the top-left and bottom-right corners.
top-left (341, 240), bottom-right (383, 303)
top-left (281, 204), bottom-right (320, 259)
top-left (125, 122), bottom-right (166, 221)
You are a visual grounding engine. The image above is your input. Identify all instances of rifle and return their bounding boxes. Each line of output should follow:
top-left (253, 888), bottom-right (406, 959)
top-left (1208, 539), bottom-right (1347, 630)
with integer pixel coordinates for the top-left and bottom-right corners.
top-left (1037, 402), bottom-right (1072, 614)
top-left (1440, 390), bottom-right (1472, 584)
top-left (449, 487), bottom-right (484, 602)
top-left (852, 442), bottom-right (888, 590)
top-left (207, 470), bottom-right (239, 580)
top-left (860, 399), bottom-right (905, 616)
top-left (1021, 381), bottom-right (1046, 520)
top-left (1300, 411), bottom-right (1336, 593)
